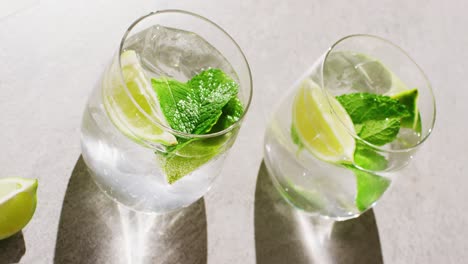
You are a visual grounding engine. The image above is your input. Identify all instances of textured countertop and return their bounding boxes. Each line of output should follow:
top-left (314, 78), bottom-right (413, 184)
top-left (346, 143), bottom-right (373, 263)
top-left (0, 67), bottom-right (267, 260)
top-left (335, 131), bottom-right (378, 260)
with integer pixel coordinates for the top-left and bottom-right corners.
top-left (0, 0), bottom-right (466, 263)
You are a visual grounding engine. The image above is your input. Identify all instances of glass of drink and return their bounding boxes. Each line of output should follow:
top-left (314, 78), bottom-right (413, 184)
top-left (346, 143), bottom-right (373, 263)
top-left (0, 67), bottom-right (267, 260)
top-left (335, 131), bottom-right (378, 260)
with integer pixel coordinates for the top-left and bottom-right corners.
top-left (81, 10), bottom-right (252, 213)
top-left (264, 35), bottom-right (436, 220)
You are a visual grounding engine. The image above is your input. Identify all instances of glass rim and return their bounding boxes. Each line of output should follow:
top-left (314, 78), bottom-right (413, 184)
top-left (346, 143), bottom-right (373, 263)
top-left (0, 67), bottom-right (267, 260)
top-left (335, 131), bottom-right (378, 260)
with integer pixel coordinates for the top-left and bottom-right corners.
top-left (320, 34), bottom-right (436, 153)
top-left (117, 9), bottom-right (253, 139)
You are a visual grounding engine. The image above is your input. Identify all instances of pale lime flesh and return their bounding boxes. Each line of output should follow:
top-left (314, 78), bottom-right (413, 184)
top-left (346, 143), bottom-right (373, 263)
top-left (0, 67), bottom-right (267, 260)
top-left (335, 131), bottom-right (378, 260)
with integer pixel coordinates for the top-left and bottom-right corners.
top-left (0, 177), bottom-right (38, 240)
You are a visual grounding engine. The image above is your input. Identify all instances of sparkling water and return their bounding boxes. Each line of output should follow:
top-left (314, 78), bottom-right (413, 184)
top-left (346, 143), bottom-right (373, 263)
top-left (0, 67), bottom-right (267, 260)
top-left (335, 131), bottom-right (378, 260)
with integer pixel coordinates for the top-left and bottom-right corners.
top-left (81, 25), bottom-right (238, 212)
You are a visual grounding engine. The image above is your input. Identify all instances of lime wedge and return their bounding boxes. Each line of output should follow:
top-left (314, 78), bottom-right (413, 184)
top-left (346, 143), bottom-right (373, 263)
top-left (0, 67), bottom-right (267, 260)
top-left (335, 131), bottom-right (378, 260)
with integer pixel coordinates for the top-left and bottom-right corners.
top-left (390, 88), bottom-right (422, 133)
top-left (103, 50), bottom-right (177, 146)
top-left (292, 79), bottom-right (355, 163)
top-left (0, 177), bottom-right (38, 240)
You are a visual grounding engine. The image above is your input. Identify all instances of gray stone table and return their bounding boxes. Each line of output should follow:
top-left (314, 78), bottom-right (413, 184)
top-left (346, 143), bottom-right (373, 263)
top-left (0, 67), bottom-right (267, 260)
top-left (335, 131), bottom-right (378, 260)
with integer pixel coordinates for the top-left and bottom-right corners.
top-left (0, 0), bottom-right (466, 263)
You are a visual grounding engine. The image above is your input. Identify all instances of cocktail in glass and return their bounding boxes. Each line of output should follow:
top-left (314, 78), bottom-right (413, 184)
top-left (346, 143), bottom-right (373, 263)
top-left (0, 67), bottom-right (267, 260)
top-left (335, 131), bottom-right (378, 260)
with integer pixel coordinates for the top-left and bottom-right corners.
top-left (264, 35), bottom-right (435, 220)
top-left (81, 10), bottom-right (252, 213)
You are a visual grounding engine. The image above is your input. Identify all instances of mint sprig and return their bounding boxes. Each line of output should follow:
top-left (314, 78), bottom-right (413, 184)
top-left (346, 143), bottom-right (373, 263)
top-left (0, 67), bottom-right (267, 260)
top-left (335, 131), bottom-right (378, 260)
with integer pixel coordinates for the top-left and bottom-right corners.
top-left (152, 68), bottom-right (239, 135)
top-left (151, 68), bottom-right (243, 184)
top-left (336, 92), bottom-right (412, 211)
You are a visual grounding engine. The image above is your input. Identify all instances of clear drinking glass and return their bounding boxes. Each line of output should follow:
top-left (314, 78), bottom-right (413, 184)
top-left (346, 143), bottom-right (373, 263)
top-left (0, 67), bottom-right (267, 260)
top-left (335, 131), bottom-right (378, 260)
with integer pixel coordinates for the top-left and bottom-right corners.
top-left (264, 35), bottom-right (435, 220)
top-left (81, 10), bottom-right (252, 213)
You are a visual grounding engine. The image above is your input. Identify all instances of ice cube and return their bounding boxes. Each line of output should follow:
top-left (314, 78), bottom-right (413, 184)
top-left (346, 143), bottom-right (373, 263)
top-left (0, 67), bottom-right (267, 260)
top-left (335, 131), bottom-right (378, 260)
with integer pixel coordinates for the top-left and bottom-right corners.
top-left (124, 25), bottom-right (237, 82)
top-left (323, 51), bottom-right (392, 94)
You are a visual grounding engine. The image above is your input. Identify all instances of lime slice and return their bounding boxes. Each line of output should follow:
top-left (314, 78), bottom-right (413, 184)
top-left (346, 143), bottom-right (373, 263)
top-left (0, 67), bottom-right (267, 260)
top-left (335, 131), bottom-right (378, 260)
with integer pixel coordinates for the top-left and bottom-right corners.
top-left (0, 177), bottom-right (38, 240)
top-left (292, 79), bottom-right (355, 163)
top-left (103, 50), bottom-right (177, 146)
top-left (390, 88), bottom-right (422, 133)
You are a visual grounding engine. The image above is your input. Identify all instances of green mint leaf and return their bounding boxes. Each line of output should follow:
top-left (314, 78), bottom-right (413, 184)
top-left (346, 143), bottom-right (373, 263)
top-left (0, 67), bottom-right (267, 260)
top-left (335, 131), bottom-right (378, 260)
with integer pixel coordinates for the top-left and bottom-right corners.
top-left (353, 167), bottom-right (390, 211)
top-left (211, 97), bottom-right (244, 133)
top-left (162, 137), bottom-right (193, 156)
top-left (152, 68), bottom-right (239, 135)
top-left (337, 93), bottom-right (403, 210)
top-left (354, 144), bottom-right (388, 171)
top-left (152, 68), bottom-right (242, 184)
top-left (336, 92), bottom-right (410, 146)
top-left (157, 135), bottom-right (231, 184)
top-left (187, 68), bottom-right (239, 134)
top-left (357, 118), bottom-right (401, 146)
top-left (344, 164), bottom-right (390, 211)
top-left (151, 78), bottom-right (199, 133)
top-left (336, 93), bottom-right (410, 124)
top-left (160, 153), bottom-right (213, 184)
top-left (163, 96), bottom-right (243, 175)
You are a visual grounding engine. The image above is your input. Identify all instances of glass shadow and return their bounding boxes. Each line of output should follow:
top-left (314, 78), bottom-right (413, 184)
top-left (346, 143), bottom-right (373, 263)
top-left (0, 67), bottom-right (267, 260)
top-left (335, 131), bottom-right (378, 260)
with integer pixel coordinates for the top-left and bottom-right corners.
top-left (54, 156), bottom-right (207, 264)
top-left (255, 161), bottom-right (384, 264)
top-left (0, 231), bottom-right (26, 264)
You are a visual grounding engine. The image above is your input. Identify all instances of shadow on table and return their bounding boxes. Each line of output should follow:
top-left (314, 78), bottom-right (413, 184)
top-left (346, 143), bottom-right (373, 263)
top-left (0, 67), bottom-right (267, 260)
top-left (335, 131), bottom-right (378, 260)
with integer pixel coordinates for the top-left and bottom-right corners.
top-left (0, 232), bottom-right (25, 264)
top-left (54, 156), bottom-right (207, 264)
top-left (254, 161), bottom-right (384, 264)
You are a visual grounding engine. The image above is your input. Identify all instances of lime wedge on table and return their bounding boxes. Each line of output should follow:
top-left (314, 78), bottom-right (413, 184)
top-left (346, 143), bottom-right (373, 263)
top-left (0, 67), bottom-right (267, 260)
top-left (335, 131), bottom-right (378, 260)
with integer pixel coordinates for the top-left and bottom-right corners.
top-left (292, 79), bottom-right (355, 163)
top-left (391, 88), bottom-right (422, 133)
top-left (0, 177), bottom-right (38, 240)
top-left (103, 50), bottom-right (177, 146)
